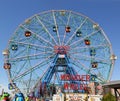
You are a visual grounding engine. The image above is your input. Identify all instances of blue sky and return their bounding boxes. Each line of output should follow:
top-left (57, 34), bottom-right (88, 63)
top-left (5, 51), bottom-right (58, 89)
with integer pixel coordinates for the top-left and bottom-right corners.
top-left (0, 0), bottom-right (120, 91)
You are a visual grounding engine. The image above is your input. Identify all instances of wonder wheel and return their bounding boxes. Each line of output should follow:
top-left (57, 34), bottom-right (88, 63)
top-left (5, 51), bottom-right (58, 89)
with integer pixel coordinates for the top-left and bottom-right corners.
top-left (3, 10), bottom-right (116, 96)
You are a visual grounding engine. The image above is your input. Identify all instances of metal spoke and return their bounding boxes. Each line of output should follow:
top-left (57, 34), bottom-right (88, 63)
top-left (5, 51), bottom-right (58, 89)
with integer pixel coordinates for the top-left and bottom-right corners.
top-left (70, 53), bottom-right (110, 64)
top-left (70, 44), bottom-right (110, 50)
top-left (12, 60), bottom-right (28, 79)
top-left (32, 62), bottom-right (52, 91)
top-left (65, 17), bottom-right (88, 45)
top-left (62, 11), bottom-right (71, 45)
top-left (20, 25), bottom-right (54, 47)
top-left (9, 40), bottom-right (53, 50)
top-left (35, 15), bottom-right (58, 45)
top-left (8, 51), bottom-right (54, 62)
top-left (12, 54), bottom-right (54, 81)
top-left (71, 57), bottom-right (106, 82)
top-left (52, 10), bottom-right (61, 45)
top-left (70, 56), bottom-right (90, 74)
top-left (69, 30), bottom-right (100, 47)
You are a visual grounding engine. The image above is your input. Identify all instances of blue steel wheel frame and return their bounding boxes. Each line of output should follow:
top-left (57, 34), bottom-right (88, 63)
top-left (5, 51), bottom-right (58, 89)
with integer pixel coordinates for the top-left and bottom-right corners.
top-left (4, 10), bottom-right (115, 95)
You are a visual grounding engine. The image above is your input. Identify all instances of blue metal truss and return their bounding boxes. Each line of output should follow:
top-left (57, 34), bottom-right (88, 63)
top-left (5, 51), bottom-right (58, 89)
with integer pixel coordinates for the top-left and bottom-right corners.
top-left (42, 54), bottom-right (78, 86)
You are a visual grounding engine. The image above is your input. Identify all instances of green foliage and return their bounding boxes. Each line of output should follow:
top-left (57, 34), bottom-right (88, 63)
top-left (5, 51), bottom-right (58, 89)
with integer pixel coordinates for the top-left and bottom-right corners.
top-left (102, 92), bottom-right (116, 101)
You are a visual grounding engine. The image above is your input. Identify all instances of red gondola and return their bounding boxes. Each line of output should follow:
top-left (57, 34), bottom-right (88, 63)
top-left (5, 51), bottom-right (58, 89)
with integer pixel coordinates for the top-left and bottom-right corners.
top-left (91, 62), bottom-right (98, 68)
top-left (4, 63), bottom-right (11, 69)
top-left (25, 31), bottom-right (31, 37)
top-left (84, 39), bottom-right (90, 45)
top-left (65, 26), bottom-right (70, 32)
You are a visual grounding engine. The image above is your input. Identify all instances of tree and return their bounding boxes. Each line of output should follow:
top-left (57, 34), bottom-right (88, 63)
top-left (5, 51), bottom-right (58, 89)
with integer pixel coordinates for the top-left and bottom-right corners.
top-left (102, 92), bottom-right (116, 101)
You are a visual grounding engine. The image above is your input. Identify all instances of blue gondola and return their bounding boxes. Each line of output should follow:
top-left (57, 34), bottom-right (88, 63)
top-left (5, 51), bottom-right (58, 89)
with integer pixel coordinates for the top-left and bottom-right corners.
top-left (53, 26), bottom-right (58, 32)
top-left (90, 48), bottom-right (96, 56)
top-left (11, 44), bottom-right (18, 51)
top-left (76, 31), bottom-right (82, 37)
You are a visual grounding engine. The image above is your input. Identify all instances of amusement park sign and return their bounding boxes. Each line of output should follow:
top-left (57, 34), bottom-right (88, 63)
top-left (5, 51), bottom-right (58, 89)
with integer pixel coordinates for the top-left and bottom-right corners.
top-left (61, 74), bottom-right (90, 90)
top-left (61, 74), bottom-right (90, 81)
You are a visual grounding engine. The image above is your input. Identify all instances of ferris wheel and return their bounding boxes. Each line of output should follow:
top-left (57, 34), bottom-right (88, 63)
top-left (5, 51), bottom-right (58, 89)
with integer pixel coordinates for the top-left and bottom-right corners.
top-left (3, 10), bottom-right (116, 96)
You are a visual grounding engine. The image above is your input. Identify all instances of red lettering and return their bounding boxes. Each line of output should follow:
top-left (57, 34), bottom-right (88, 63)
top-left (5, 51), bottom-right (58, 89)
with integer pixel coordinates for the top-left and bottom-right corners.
top-left (71, 75), bottom-right (76, 80)
top-left (61, 74), bottom-right (90, 81)
top-left (64, 82), bottom-right (69, 90)
top-left (66, 74), bottom-right (70, 80)
top-left (86, 75), bottom-right (90, 81)
top-left (81, 75), bottom-right (86, 81)
top-left (54, 46), bottom-right (70, 54)
top-left (61, 74), bottom-right (65, 80)
top-left (69, 84), bottom-right (78, 90)
top-left (74, 84), bottom-right (79, 90)
top-left (70, 83), bottom-right (74, 90)
top-left (80, 84), bottom-right (88, 90)
top-left (84, 85), bottom-right (87, 90)
top-left (63, 83), bottom-right (88, 90)
top-left (80, 84), bottom-right (84, 90)
top-left (76, 75), bottom-right (80, 81)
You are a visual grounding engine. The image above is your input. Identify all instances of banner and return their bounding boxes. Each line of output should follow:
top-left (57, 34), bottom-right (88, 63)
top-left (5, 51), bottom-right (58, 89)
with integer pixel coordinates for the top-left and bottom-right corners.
top-left (53, 93), bottom-right (64, 101)
top-left (88, 95), bottom-right (103, 101)
top-left (66, 93), bottom-right (87, 101)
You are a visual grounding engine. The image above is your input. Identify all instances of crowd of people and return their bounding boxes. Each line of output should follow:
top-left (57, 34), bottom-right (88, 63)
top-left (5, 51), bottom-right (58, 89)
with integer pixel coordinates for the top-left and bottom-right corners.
top-left (0, 92), bottom-right (45, 101)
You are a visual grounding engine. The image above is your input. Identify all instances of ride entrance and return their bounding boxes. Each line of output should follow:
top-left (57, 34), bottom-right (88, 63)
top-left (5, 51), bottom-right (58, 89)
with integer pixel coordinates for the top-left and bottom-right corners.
top-left (3, 10), bottom-right (116, 101)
